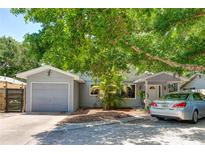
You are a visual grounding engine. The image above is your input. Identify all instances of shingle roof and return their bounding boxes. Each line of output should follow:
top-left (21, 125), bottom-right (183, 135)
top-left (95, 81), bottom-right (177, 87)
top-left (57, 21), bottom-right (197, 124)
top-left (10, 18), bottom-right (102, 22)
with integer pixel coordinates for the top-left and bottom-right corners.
top-left (133, 72), bottom-right (153, 83)
top-left (134, 72), bottom-right (188, 83)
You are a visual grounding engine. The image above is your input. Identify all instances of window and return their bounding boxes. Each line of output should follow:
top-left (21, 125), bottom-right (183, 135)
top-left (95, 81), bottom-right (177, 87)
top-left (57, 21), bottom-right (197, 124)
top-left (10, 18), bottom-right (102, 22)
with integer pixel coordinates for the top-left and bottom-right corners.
top-left (149, 86), bottom-right (155, 90)
top-left (193, 93), bottom-right (203, 101)
top-left (168, 83), bottom-right (178, 92)
top-left (121, 84), bottom-right (136, 99)
top-left (89, 84), bottom-right (100, 96)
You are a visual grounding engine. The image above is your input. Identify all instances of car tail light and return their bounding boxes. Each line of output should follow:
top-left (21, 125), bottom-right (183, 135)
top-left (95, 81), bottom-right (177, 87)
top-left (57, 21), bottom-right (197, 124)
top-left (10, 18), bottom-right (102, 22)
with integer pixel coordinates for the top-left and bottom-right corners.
top-left (172, 102), bottom-right (186, 108)
top-left (150, 102), bottom-right (158, 107)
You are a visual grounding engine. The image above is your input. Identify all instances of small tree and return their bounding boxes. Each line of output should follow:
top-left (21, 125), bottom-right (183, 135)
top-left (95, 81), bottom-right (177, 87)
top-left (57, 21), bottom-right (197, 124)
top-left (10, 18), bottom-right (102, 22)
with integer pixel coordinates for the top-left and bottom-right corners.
top-left (91, 69), bottom-right (124, 110)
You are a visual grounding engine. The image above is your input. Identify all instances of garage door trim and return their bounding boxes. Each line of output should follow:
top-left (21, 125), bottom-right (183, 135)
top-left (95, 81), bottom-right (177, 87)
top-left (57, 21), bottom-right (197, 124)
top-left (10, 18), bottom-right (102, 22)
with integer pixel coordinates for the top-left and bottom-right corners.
top-left (30, 82), bottom-right (70, 112)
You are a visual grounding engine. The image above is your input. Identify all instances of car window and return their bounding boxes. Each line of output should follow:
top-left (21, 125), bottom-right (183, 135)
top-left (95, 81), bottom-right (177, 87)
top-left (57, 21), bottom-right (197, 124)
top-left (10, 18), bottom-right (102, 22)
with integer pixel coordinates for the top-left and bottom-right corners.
top-left (200, 93), bottom-right (205, 100)
top-left (187, 94), bottom-right (193, 101)
top-left (193, 93), bottom-right (203, 101)
top-left (162, 93), bottom-right (189, 100)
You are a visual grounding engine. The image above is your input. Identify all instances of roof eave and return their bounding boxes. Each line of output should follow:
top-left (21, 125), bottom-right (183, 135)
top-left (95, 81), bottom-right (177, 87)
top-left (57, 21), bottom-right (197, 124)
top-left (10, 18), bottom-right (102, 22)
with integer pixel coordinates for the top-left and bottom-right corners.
top-left (16, 73), bottom-right (28, 79)
top-left (75, 79), bottom-right (85, 83)
top-left (16, 65), bottom-right (85, 83)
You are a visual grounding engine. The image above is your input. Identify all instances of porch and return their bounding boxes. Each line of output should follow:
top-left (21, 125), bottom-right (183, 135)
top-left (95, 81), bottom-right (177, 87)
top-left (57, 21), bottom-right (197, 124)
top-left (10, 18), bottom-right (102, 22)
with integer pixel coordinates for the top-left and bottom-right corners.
top-left (134, 72), bottom-right (184, 102)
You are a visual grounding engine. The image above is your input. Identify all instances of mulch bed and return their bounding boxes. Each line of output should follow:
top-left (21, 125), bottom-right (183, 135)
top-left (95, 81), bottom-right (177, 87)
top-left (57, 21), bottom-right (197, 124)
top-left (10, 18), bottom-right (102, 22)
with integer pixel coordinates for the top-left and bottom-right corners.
top-left (59, 108), bottom-right (147, 124)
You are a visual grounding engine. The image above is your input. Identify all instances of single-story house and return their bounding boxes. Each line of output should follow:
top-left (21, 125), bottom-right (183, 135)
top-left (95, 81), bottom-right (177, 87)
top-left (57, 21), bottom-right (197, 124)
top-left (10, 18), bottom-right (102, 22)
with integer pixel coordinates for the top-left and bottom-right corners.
top-left (181, 73), bottom-right (205, 95)
top-left (16, 65), bottom-right (187, 112)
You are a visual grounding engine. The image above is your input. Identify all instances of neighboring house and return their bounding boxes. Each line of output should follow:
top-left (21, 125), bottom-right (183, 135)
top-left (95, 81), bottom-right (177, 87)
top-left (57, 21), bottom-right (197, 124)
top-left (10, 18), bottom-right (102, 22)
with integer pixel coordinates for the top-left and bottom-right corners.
top-left (181, 73), bottom-right (205, 95)
top-left (16, 65), bottom-right (187, 112)
top-left (0, 76), bottom-right (25, 89)
top-left (134, 72), bottom-right (187, 101)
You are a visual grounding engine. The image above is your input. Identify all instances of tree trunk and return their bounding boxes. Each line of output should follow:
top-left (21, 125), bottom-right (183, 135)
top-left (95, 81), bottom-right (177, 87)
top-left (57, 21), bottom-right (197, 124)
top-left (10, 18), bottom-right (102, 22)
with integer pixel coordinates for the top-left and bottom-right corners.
top-left (131, 46), bottom-right (205, 71)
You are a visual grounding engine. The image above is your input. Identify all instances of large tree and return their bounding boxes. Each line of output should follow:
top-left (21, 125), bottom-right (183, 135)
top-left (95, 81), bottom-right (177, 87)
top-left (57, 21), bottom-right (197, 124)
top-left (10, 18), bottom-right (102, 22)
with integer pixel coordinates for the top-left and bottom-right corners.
top-left (0, 36), bottom-right (39, 77)
top-left (11, 8), bottom-right (205, 74)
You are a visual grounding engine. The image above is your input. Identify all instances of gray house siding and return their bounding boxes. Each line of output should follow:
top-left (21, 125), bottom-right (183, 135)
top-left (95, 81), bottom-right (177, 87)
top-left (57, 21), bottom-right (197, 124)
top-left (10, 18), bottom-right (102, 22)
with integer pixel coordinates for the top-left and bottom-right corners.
top-left (79, 81), bottom-right (101, 108)
top-left (120, 81), bottom-right (141, 108)
top-left (25, 82), bottom-right (30, 112)
top-left (73, 81), bottom-right (80, 111)
top-left (120, 98), bottom-right (141, 108)
top-left (79, 77), bottom-right (141, 108)
top-left (25, 69), bottom-right (77, 112)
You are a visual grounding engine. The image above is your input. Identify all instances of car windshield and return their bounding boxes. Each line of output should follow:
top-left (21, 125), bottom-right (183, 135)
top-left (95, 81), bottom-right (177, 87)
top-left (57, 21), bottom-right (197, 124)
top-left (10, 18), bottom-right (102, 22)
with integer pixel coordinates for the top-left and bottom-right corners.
top-left (162, 93), bottom-right (189, 100)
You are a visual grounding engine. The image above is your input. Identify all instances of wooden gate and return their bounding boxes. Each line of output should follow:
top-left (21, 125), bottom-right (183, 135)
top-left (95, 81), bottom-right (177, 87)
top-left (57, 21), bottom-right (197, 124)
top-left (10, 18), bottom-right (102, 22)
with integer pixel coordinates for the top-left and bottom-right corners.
top-left (0, 89), bottom-right (6, 111)
top-left (6, 89), bottom-right (24, 112)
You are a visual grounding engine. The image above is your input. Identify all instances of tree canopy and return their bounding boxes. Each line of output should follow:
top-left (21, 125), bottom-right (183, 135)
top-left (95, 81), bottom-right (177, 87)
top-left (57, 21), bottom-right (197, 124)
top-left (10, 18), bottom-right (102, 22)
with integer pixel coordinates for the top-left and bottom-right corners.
top-left (6, 8), bottom-right (205, 108)
top-left (0, 36), bottom-right (39, 77)
top-left (11, 8), bottom-right (205, 77)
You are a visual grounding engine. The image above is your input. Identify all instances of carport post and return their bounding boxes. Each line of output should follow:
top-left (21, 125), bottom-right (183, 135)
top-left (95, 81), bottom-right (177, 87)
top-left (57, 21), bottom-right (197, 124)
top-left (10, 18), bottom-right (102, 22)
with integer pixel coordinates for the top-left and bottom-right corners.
top-left (145, 80), bottom-right (148, 99)
top-left (177, 82), bottom-right (180, 92)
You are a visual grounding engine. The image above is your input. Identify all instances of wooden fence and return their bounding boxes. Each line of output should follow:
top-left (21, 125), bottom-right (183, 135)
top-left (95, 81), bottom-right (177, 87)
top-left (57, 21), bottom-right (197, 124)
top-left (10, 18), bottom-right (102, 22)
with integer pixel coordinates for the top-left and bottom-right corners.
top-left (0, 89), bottom-right (6, 111)
top-left (0, 82), bottom-right (24, 89)
top-left (0, 88), bottom-right (25, 112)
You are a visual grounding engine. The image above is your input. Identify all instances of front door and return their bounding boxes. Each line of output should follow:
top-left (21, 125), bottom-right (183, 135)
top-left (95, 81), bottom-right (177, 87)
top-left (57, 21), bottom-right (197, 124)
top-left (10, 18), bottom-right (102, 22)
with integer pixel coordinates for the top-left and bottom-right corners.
top-left (147, 85), bottom-right (161, 101)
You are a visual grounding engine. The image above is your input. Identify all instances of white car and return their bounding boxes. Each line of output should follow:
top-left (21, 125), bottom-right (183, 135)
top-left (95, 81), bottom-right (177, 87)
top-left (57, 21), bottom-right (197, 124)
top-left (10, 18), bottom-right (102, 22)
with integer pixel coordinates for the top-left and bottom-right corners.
top-left (150, 92), bottom-right (205, 124)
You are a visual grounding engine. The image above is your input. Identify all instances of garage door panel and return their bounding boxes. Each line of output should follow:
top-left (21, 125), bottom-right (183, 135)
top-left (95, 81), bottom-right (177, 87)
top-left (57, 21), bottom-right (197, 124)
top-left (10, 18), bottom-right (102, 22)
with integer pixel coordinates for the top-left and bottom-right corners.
top-left (33, 83), bottom-right (68, 90)
top-left (32, 83), bottom-right (69, 112)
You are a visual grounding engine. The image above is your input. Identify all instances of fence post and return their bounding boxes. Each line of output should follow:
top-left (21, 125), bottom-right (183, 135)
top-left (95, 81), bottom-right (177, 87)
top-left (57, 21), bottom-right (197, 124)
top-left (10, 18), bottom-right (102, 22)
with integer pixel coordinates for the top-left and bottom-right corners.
top-left (5, 88), bottom-right (8, 112)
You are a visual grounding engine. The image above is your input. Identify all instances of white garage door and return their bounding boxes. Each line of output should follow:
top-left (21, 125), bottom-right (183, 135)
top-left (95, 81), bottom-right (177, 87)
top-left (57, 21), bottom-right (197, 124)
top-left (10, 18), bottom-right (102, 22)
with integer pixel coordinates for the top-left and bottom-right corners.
top-left (32, 83), bottom-right (69, 112)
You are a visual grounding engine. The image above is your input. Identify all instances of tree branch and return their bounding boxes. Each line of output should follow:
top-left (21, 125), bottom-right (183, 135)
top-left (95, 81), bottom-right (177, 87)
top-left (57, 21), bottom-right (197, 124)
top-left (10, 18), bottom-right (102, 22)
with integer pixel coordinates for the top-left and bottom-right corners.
top-left (172, 12), bottom-right (205, 28)
top-left (131, 46), bottom-right (205, 71)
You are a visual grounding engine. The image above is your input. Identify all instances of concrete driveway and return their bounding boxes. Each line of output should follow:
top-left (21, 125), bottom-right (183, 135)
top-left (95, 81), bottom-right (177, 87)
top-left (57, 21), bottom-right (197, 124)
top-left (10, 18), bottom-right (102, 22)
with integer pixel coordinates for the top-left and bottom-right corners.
top-left (28, 116), bottom-right (205, 145)
top-left (0, 113), bottom-right (67, 145)
top-left (1, 113), bottom-right (205, 145)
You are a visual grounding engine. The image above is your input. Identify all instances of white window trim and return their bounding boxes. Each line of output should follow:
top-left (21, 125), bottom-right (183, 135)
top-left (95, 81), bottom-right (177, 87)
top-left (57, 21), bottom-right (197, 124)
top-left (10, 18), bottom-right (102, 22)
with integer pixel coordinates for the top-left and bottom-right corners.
top-left (30, 82), bottom-right (70, 112)
top-left (121, 84), bottom-right (136, 100)
top-left (89, 84), bottom-right (100, 96)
